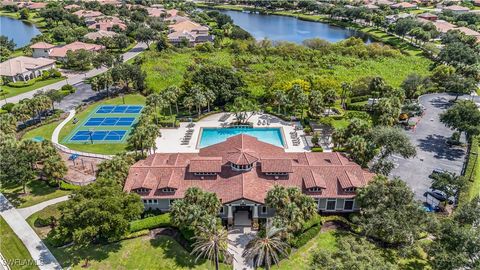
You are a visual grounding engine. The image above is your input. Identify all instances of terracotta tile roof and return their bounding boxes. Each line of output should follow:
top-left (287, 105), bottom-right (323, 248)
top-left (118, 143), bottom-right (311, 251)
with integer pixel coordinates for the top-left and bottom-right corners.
top-left (189, 157), bottom-right (223, 173)
top-left (49, 41), bottom-right (105, 58)
top-left (443, 5), bottom-right (470, 11)
top-left (455, 26), bottom-right (480, 36)
top-left (73, 10), bottom-right (103, 18)
top-left (30, 42), bottom-right (55, 49)
top-left (168, 20), bottom-right (209, 33)
top-left (391, 2), bottom-right (417, 8)
top-left (226, 148), bottom-right (259, 165)
top-left (124, 135), bottom-right (375, 204)
top-left (261, 158), bottom-right (293, 173)
top-left (64, 4), bottom-right (80, 10)
top-left (84, 30), bottom-right (118, 40)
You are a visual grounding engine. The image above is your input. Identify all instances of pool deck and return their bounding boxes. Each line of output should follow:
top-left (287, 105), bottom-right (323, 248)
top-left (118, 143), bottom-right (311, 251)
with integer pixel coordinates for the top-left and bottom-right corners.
top-left (155, 113), bottom-right (309, 153)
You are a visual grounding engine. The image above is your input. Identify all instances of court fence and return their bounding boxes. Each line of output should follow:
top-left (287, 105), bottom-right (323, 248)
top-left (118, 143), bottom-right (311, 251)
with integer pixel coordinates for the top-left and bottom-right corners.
top-left (53, 142), bottom-right (113, 160)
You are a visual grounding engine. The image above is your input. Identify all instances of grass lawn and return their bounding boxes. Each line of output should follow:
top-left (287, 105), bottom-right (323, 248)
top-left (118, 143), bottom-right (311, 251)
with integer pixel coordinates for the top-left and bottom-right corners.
top-left (0, 180), bottom-right (71, 208)
top-left (50, 235), bottom-right (230, 270)
top-left (463, 136), bottom-right (480, 203)
top-left (21, 120), bottom-right (62, 141)
top-left (2, 77), bottom-right (65, 99)
top-left (0, 216), bottom-right (39, 270)
top-left (274, 230), bottom-right (337, 270)
top-left (58, 94), bottom-right (146, 155)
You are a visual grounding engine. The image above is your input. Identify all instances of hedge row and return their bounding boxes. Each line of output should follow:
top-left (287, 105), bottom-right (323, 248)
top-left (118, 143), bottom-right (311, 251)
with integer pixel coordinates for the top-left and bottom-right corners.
top-left (129, 213), bottom-right (171, 233)
top-left (290, 224), bottom-right (322, 248)
top-left (346, 102), bottom-right (368, 111)
top-left (349, 95), bottom-right (371, 103)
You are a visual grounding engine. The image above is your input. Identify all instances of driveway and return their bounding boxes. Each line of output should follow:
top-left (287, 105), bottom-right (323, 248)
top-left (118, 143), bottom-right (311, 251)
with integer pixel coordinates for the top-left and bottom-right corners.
top-left (389, 93), bottom-right (476, 200)
top-left (228, 227), bottom-right (255, 270)
top-left (6, 42), bottom-right (147, 104)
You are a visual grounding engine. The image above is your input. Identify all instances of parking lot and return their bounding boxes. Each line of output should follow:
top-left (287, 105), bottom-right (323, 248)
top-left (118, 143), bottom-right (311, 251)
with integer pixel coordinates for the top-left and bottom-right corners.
top-left (390, 93), bottom-right (469, 201)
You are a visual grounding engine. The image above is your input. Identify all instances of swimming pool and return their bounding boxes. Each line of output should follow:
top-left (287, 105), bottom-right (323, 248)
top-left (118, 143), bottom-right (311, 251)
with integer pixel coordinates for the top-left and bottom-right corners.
top-left (198, 127), bottom-right (285, 148)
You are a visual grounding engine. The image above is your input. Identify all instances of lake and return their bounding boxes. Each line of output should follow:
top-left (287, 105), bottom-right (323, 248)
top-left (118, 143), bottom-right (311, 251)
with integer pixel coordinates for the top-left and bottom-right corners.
top-left (0, 16), bottom-right (41, 49)
top-left (218, 10), bottom-right (373, 44)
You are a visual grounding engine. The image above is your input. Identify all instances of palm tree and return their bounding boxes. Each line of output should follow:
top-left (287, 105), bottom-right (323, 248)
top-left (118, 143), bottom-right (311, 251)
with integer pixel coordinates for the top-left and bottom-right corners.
top-left (43, 155), bottom-right (67, 187)
top-left (243, 227), bottom-right (290, 270)
top-left (340, 82), bottom-right (351, 110)
top-left (191, 220), bottom-right (231, 270)
top-left (161, 86), bottom-right (179, 115)
top-left (12, 102), bottom-right (31, 126)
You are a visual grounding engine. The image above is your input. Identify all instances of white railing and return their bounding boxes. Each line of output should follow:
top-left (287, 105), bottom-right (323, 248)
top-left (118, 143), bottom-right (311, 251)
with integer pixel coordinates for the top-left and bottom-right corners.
top-left (52, 142), bottom-right (113, 160)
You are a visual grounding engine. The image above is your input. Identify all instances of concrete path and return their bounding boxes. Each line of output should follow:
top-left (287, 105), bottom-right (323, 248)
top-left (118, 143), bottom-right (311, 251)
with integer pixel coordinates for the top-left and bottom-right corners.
top-left (17, 195), bottom-right (70, 219)
top-left (6, 42), bottom-right (147, 104)
top-left (228, 227), bottom-right (255, 270)
top-left (0, 194), bottom-right (62, 270)
top-left (52, 110), bottom-right (75, 143)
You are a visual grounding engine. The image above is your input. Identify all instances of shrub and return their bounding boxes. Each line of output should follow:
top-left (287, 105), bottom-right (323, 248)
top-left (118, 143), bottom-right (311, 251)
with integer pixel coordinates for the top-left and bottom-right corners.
top-left (129, 213), bottom-right (171, 232)
top-left (311, 146), bottom-right (323, 152)
top-left (346, 102), bottom-right (368, 111)
top-left (60, 181), bottom-right (80, 191)
top-left (59, 90), bottom-right (70, 96)
top-left (349, 95), bottom-right (370, 103)
top-left (344, 111), bottom-right (372, 121)
top-left (7, 80), bottom-right (36, 88)
top-left (289, 224), bottom-right (321, 248)
top-left (50, 69), bottom-right (62, 78)
top-left (61, 84), bottom-right (75, 93)
top-left (301, 213), bottom-right (323, 232)
top-left (34, 216), bottom-right (54, 227)
top-left (1, 103), bottom-right (14, 112)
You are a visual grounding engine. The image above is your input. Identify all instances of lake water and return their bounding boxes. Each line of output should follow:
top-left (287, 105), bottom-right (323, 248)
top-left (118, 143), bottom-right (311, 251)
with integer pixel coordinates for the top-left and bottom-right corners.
top-left (218, 10), bottom-right (373, 44)
top-left (0, 16), bottom-right (41, 49)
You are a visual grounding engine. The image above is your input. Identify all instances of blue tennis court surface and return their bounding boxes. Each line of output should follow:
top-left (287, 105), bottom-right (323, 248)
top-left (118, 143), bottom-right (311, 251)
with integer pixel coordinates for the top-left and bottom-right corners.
top-left (84, 117), bottom-right (135, 127)
top-left (96, 105), bottom-right (143, 114)
top-left (70, 130), bottom-right (127, 141)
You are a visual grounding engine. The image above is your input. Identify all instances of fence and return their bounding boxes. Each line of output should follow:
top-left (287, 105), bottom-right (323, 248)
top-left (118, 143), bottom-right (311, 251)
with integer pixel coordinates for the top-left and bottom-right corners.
top-left (63, 178), bottom-right (96, 187)
top-left (52, 142), bottom-right (113, 160)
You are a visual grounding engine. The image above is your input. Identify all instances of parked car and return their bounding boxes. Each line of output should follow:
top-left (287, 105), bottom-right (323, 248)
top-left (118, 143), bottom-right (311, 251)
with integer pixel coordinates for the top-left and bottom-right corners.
top-left (423, 189), bottom-right (454, 205)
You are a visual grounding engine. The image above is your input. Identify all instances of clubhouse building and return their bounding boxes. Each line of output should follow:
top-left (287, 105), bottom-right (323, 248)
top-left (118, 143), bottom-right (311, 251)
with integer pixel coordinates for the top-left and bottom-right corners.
top-left (124, 134), bottom-right (374, 226)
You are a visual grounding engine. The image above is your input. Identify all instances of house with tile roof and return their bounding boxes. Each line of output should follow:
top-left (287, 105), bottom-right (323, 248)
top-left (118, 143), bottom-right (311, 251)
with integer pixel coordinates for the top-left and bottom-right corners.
top-left (124, 134), bottom-right (375, 226)
top-left (391, 2), bottom-right (417, 9)
top-left (442, 5), bottom-right (470, 14)
top-left (167, 19), bottom-right (213, 46)
top-left (0, 56), bottom-right (55, 82)
top-left (73, 9), bottom-right (103, 20)
top-left (87, 16), bottom-right (126, 31)
top-left (49, 41), bottom-right (105, 60)
top-left (84, 30), bottom-right (118, 41)
top-left (30, 42), bottom-right (56, 58)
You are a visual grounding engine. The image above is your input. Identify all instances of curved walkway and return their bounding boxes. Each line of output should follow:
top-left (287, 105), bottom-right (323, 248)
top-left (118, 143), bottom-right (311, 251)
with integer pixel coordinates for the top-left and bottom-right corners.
top-left (17, 195), bottom-right (70, 219)
top-left (0, 194), bottom-right (62, 270)
top-left (52, 110), bottom-right (75, 144)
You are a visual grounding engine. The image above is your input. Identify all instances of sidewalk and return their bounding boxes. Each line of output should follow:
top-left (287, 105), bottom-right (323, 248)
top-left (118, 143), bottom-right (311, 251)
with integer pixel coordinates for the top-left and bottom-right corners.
top-left (17, 195), bottom-right (70, 219)
top-left (0, 194), bottom-right (62, 270)
top-left (6, 42), bottom-right (147, 104)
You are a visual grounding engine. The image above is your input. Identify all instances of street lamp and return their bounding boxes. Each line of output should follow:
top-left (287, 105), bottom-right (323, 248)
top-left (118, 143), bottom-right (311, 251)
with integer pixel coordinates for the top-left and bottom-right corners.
top-left (120, 93), bottom-right (125, 104)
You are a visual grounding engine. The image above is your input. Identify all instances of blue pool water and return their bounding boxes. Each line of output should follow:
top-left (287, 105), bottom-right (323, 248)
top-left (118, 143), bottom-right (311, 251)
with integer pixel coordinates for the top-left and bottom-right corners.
top-left (199, 127), bottom-right (284, 148)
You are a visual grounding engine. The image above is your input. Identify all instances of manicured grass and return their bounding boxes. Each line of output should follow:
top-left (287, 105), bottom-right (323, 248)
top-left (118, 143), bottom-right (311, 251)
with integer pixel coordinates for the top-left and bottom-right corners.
top-left (0, 216), bottom-right (39, 270)
top-left (461, 136), bottom-right (480, 203)
top-left (274, 230), bottom-right (337, 270)
top-left (22, 120), bottom-right (62, 141)
top-left (58, 94), bottom-right (146, 155)
top-left (0, 180), bottom-right (71, 208)
top-left (2, 77), bottom-right (65, 99)
top-left (50, 235), bottom-right (230, 270)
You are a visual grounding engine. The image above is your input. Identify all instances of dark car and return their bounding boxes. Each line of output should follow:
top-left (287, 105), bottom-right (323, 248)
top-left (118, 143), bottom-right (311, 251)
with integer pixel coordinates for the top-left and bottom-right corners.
top-left (423, 190), bottom-right (454, 205)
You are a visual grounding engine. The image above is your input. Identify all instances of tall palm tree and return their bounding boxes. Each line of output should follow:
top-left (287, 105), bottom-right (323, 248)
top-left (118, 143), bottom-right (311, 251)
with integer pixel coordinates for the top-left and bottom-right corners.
top-left (243, 227), bottom-right (290, 270)
top-left (191, 220), bottom-right (231, 270)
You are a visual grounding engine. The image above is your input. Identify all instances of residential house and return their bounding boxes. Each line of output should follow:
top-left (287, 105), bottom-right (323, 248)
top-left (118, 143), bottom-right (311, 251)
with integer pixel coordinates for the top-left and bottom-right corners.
top-left (30, 42), bottom-right (55, 58)
top-left (64, 4), bottom-right (81, 10)
top-left (146, 7), bottom-right (165, 17)
top-left (455, 26), bottom-right (480, 42)
top-left (123, 134), bottom-right (375, 227)
top-left (442, 5), bottom-right (470, 14)
top-left (417, 18), bottom-right (456, 34)
top-left (87, 16), bottom-right (126, 31)
top-left (49, 41), bottom-right (105, 61)
top-left (18, 2), bottom-right (47, 10)
top-left (167, 19), bottom-right (213, 46)
top-left (386, 13), bottom-right (412, 24)
top-left (73, 9), bottom-right (103, 20)
top-left (418, 12), bottom-right (438, 21)
top-left (0, 56), bottom-right (55, 82)
top-left (84, 30), bottom-right (118, 40)
top-left (475, 0), bottom-right (480, 7)
top-left (391, 2), bottom-right (417, 9)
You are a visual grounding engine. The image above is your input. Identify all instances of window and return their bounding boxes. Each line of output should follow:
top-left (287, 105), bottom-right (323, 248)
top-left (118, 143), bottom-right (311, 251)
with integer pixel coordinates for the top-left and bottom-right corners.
top-left (161, 188), bottom-right (175, 193)
top-left (136, 188), bottom-right (149, 193)
top-left (194, 172), bottom-right (217, 176)
top-left (309, 187), bottom-right (322, 192)
top-left (343, 187), bottom-right (356, 193)
top-left (261, 206), bottom-right (267, 214)
top-left (326, 199), bottom-right (336, 211)
top-left (219, 207), bottom-right (224, 214)
top-left (265, 172), bottom-right (288, 176)
top-left (231, 163), bottom-right (253, 171)
top-left (344, 199), bottom-right (354, 210)
top-left (153, 199), bottom-right (158, 204)
top-left (142, 199), bottom-right (147, 204)
top-left (148, 199), bottom-right (152, 204)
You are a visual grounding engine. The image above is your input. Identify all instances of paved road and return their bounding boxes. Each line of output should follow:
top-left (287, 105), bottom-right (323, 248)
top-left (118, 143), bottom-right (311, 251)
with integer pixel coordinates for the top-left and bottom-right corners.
top-left (389, 93), bottom-right (477, 201)
top-left (0, 194), bottom-right (62, 270)
top-left (17, 195), bottom-right (70, 219)
top-left (6, 42), bottom-right (147, 104)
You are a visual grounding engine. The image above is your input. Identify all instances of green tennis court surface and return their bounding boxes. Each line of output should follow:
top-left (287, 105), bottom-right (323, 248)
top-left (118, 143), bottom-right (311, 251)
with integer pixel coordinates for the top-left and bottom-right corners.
top-left (64, 105), bottom-right (143, 144)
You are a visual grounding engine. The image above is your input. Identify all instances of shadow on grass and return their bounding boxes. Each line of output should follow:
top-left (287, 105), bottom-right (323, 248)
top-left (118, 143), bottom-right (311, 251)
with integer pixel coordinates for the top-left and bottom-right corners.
top-left (149, 236), bottom-right (209, 268)
top-left (49, 241), bottom-right (122, 268)
top-left (2, 180), bottom-right (58, 207)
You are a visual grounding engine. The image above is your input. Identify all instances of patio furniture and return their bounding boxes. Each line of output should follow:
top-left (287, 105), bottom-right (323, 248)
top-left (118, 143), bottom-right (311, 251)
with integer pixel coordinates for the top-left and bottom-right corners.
top-left (257, 120), bottom-right (262, 126)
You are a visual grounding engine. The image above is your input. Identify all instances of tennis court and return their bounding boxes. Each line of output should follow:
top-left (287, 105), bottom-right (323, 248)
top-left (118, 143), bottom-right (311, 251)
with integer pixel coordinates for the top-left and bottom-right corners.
top-left (64, 104), bottom-right (143, 144)
top-left (96, 105), bottom-right (143, 114)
